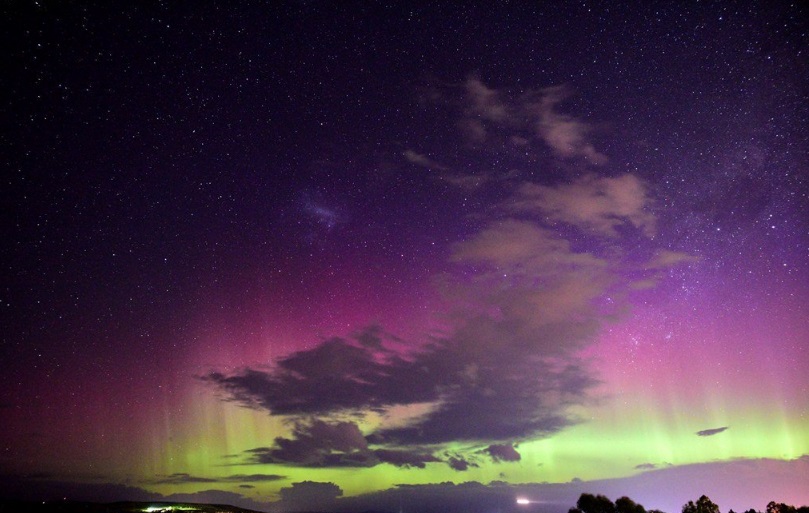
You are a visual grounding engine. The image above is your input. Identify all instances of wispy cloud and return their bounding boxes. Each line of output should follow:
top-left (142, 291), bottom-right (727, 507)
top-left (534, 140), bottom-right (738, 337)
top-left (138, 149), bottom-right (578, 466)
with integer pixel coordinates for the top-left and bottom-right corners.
top-left (456, 78), bottom-right (607, 164)
top-left (645, 249), bottom-right (699, 269)
top-left (151, 472), bottom-right (285, 485)
top-left (404, 149), bottom-right (448, 170)
top-left (529, 85), bottom-right (609, 164)
top-left (511, 174), bottom-right (656, 237)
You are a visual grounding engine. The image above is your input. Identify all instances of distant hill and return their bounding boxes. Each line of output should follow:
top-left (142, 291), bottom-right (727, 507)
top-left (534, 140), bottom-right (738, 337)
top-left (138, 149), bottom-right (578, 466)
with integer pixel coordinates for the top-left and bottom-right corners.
top-left (0, 500), bottom-right (265, 513)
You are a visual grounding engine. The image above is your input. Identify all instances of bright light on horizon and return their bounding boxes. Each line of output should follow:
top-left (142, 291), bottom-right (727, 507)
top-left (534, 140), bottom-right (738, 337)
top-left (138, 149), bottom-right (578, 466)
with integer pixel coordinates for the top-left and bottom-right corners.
top-left (517, 497), bottom-right (531, 505)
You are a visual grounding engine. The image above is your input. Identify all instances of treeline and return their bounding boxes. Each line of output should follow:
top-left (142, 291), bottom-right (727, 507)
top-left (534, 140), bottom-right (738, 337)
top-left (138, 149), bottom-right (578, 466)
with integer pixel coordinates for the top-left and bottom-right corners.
top-left (568, 493), bottom-right (809, 513)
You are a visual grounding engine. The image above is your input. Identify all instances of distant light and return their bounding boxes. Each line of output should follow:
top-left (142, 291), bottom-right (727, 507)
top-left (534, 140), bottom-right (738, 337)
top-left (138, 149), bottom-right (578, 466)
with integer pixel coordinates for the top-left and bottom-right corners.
top-left (517, 498), bottom-right (531, 505)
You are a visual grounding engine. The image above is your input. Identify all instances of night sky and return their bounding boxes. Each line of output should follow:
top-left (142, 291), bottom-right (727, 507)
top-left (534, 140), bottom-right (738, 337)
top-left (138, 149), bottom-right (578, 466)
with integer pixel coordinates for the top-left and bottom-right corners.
top-left (2, 2), bottom-right (808, 513)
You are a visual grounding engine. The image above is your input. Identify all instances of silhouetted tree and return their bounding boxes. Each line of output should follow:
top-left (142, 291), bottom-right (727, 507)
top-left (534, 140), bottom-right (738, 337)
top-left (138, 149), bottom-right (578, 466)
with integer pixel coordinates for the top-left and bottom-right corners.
top-left (578, 493), bottom-right (617, 513)
top-left (616, 496), bottom-right (647, 513)
top-left (768, 502), bottom-right (798, 513)
top-left (570, 509), bottom-right (584, 513)
top-left (683, 496), bottom-right (719, 513)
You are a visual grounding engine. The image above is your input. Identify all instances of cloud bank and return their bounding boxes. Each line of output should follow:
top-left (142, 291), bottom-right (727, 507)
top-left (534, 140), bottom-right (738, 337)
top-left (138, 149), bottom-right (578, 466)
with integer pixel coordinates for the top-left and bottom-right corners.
top-left (4, 456), bottom-right (807, 513)
top-left (204, 163), bottom-right (689, 469)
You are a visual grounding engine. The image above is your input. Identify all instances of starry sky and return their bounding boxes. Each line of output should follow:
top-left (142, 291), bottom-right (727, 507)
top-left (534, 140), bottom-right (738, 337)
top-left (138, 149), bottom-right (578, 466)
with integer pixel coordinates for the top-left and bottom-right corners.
top-left (1, 2), bottom-right (808, 513)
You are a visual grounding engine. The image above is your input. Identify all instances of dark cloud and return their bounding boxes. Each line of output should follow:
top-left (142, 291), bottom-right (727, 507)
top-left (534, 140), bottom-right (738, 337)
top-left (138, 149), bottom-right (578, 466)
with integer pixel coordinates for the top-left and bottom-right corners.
top-left (374, 448), bottom-right (441, 469)
top-left (151, 472), bottom-right (284, 485)
top-left (696, 426), bottom-right (729, 436)
top-left (204, 330), bottom-right (436, 417)
top-left (278, 481), bottom-right (342, 511)
top-left (152, 473), bottom-right (218, 484)
top-left (485, 443), bottom-right (521, 462)
top-left (243, 419), bottom-right (443, 469)
top-left (206, 288), bottom-right (602, 448)
top-left (204, 172), bottom-right (671, 459)
top-left (634, 462), bottom-right (657, 470)
top-left (447, 456), bottom-right (477, 471)
top-left (246, 419), bottom-right (374, 467)
top-left (225, 473), bottom-right (286, 482)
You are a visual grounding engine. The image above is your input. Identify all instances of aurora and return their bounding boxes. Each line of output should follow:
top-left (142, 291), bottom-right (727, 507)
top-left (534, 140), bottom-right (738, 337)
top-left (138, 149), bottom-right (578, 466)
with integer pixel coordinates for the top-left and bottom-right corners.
top-left (2, 2), bottom-right (807, 513)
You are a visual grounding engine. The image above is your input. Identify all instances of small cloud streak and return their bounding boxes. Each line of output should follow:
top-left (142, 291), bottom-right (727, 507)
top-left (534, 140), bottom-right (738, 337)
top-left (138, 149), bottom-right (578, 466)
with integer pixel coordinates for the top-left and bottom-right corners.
top-left (696, 426), bottom-right (730, 437)
top-left (151, 472), bottom-right (285, 485)
top-left (404, 149), bottom-right (448, 170)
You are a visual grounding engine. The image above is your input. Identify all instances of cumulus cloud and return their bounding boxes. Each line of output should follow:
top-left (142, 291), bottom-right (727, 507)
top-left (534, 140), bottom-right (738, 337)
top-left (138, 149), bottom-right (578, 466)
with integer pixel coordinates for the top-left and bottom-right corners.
top-left (207, 299), bottom-right (601, 447)
top-left (696, 426), bottom-right (729, 437)
top-left (512, 174), bottom-right (656, 237)
top-left (206, 172), bottom-right (667, 468)
top-left (205, 222), bottom-right (610, 452)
